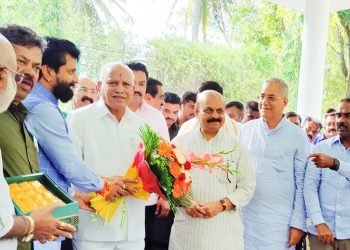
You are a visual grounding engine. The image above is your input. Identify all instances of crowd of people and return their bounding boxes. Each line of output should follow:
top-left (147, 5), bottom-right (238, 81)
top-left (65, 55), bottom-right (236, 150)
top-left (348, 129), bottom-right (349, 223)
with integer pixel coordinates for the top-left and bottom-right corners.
top-left (0, 24), bottom-right (349, 250)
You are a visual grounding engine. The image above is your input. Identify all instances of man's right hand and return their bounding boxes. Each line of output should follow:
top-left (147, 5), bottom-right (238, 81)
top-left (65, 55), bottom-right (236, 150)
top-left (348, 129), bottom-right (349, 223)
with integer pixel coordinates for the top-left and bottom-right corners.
top-left (105, 177), bottom-right (138, 201)
top-left (316, 223), bottom-right (334, 245)
top-left (30, 202), bottom-right (76, 244)
top-left (183, 200), bottom-right (206, 218)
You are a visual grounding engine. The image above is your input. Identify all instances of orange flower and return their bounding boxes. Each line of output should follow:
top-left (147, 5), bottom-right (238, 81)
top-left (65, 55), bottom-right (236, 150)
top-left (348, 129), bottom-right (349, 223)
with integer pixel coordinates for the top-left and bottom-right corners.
top-left (169, 161), bottom-right (182, 178)
top-left (158, 141), bottom-right (173, 158)
top-left (182, 181), bottom-right (191, 196)
top-left (172, 180), bottom-right (183, 198)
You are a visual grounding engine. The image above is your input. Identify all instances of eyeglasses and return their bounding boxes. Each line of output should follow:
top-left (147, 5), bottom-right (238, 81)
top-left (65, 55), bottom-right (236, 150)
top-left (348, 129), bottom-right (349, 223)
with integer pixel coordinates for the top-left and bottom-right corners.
top-left (305, 127), bottom-right (319, 135)
top-left (257, 94), bottom-right (284, 102)
top-left (77, 87), bottom-right (97, 95)
top-left (0, 65), bottom-right (25, 83)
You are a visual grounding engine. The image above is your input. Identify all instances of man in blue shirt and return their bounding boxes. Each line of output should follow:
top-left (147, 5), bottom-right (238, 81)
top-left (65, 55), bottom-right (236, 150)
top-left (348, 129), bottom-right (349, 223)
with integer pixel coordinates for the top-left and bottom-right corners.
top-left (313, 108), bottom-right (337, 145)
top-left (304, 98), bottom-right (350, 249)
top-left (23, 37), bottom-right (131, 249)
top-left (239, 77), bottom-right (310, 250)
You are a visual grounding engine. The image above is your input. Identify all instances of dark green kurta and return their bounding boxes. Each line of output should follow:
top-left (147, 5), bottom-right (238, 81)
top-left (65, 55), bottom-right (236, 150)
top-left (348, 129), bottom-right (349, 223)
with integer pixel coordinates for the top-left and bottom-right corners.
top-left (0, 103), bottom-right (39, 250)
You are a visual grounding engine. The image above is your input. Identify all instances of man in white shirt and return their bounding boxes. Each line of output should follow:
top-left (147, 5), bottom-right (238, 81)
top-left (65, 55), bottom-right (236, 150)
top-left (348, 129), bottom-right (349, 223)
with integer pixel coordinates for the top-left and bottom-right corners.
top-left (170, 90), bottom-right (256, 250)
top-left (126, 62), bottom-right (170, 250)
top-left (0, 34), bottom-right (75, 250)
top-left (67, 62), bottom-right (146, 250)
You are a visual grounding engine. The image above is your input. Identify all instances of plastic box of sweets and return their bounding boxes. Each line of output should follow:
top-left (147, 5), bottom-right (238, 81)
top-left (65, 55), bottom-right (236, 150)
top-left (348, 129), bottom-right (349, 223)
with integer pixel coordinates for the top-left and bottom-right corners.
top-left (6, 173), bottom-right (79, 228)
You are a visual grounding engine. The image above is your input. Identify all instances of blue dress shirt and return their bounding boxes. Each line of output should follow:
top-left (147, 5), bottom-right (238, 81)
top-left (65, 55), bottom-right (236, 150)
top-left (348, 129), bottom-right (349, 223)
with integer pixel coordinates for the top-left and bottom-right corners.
top-left (23, 83), bottom-right (103, 193)
top-left (304, 136), bottom-right (350, 239)
top-left (238, 117), bottom-right (310, 250)
top-left (313, 133), bottom-right (326, 145)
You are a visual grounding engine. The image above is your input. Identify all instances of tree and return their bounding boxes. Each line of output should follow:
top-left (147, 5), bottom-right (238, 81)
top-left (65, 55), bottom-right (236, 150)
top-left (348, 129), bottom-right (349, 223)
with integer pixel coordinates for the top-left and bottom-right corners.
top-left (336, 10), bottom-right (350, 97)
top-left (169, 0), bottom-right (234, 44)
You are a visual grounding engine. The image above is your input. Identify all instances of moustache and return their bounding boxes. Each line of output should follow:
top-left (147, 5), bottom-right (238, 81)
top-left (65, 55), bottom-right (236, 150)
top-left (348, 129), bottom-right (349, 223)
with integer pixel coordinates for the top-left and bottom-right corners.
top-left (19, 73), bottom-right (34, 86)
top-left (207, 118), bottom-right (222, 123)
top-left (166, 117), bottom-right (174, 123)
top-left (327, 129), bottom-right (336, 133)
top-left (134, 91), bottom-right (142, 96)
top-left (81, 96), bottom-right (94, 104)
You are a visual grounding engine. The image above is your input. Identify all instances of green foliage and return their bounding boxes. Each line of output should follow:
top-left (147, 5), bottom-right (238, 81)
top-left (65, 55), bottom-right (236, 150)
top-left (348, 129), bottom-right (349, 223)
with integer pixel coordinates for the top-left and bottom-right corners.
top-left (0, 0), bottom-right (348, 113)
top-left (0, 0), bottom-right (135, 80)
top-left (146, 36), bottom-right (278, 104)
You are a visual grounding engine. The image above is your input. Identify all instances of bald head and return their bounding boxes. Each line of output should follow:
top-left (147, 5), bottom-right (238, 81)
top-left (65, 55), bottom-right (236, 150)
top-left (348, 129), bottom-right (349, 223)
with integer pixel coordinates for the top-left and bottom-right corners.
top-left (0, 34), bottom-right (17, 73)
top-left (99, 62), bottom-right (135, 120)
top-left (196, 90), bottom-right (225, 109)
top-left (0, 34), bottom-right (17, 112)
top-left (196, 90), bottom-right (226, 139)
top-left (100, 63), bottom-right (134, 86)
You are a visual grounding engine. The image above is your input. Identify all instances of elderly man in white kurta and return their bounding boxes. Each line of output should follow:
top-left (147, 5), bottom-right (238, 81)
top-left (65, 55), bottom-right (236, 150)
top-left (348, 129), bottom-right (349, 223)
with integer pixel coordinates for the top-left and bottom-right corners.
top-left (169, 90), bottom-right (256, 250)
top-left (67, 63), bottom-right (146, 250)
top-left (238, 78), bottom-right (309, 250)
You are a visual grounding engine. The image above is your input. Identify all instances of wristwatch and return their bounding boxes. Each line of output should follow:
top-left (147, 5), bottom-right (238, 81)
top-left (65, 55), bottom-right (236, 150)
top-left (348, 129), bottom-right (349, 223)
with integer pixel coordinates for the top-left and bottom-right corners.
top-left (330, 158), bottom-right (340, 171)
top-left (22, 216), bottom-right (35, 242)
top-left (219, 199), bottom-right (227, 211)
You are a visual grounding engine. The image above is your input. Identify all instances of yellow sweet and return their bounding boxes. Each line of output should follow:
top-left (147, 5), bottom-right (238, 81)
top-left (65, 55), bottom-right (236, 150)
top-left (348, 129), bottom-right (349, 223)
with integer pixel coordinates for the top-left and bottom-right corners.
top-left (9, 183), bottom-right (20, 191)
top-left (19, 181), bottom-right (31, 190)
top-left (9, 180), bottom-right (64, 213)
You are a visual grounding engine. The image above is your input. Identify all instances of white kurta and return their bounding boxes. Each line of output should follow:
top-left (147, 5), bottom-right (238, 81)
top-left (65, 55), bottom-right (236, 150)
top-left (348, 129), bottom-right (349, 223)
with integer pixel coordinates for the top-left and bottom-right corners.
top-left (67, 100), bottom-right (146, 243)
top-left (169, 128), bottom-right (256, 250)
top-left (0, 149), bottom-right (17, 250)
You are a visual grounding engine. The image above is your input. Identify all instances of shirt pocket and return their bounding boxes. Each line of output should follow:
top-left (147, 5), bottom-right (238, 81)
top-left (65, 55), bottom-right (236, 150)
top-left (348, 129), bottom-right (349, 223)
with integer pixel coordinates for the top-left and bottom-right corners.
top-left (263, 147), bottom-right (291, 175)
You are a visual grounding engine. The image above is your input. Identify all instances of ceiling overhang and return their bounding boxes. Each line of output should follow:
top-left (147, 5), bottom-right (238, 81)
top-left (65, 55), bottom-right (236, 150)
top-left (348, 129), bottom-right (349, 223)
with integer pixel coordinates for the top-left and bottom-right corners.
top-left (265, 0), bottom-right (350, 13)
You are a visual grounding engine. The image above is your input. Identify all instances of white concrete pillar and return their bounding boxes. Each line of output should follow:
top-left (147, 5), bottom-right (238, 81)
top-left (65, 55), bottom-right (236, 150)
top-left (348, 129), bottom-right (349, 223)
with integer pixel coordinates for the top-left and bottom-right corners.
top-left (297, 0), bottom-right (330, 119)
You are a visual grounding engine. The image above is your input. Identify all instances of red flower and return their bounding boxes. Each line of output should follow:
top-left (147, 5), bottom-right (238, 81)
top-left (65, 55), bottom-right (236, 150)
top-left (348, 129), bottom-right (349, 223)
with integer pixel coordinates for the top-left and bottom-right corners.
top-left (178, 173), bottom-right (186, 181)
top-left (184, 161), bottom-right (192, 170)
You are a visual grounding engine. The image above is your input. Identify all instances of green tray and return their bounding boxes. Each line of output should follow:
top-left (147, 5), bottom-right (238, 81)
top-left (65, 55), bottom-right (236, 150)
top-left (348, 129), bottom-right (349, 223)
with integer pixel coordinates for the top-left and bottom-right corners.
top-left (6, 173), bottom-right (79, 228)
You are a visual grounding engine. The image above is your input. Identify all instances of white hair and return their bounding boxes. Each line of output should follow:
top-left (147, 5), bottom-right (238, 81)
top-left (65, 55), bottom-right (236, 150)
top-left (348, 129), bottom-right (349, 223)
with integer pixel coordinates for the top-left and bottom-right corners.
top-left (264, 77), bottom-right (289, 98)
top-left (0, 74), bottom-right (16, 113)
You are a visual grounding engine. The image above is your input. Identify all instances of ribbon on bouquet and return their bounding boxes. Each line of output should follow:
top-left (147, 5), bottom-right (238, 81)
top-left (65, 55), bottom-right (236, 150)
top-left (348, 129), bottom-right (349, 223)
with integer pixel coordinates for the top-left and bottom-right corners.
top-left (89, 143), bottom-right (164, 225)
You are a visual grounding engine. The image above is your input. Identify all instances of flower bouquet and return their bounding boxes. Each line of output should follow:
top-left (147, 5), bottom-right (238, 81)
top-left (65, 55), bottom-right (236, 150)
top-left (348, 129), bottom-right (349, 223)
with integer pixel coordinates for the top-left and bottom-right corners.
top-left (136, 125), bottom-right (238, 213)
top-left (89, 125), bottom-right (238, 223)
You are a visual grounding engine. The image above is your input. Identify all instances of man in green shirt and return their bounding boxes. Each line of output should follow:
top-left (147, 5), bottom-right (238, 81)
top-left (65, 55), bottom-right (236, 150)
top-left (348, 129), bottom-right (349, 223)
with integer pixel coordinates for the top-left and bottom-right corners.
top-left (0, 25), bottom-right (45, 178)
top-left (0, 25), bottom-right (44, 250)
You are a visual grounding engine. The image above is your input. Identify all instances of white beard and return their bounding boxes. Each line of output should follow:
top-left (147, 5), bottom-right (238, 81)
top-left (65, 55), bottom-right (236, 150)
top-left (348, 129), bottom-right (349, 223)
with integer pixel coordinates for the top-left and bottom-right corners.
top-left (0, 75), bottom-right (16, 113)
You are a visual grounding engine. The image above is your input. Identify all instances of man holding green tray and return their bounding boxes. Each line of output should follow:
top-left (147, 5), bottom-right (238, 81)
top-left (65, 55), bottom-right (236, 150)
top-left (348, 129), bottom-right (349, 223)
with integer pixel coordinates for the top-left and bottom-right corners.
top-left (0, 33), bottom-right (76, 250)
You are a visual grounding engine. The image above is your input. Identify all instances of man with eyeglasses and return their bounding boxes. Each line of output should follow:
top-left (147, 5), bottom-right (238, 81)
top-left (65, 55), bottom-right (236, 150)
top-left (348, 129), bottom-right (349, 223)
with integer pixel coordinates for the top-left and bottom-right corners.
top-left (304, 98), bottom-right (350, 249)
top-left (0, 33), bottom-right (77, 250)
top-left (302, 117), bottom-right (322, 143)
top-left (169, 90), bottom-right (255, 250)
top-left (238, 77), bottom-right (310, 250)
top-left (72, 76), bottom-right (98, 110)
top-left (0, 27), bottom-right (44, 236)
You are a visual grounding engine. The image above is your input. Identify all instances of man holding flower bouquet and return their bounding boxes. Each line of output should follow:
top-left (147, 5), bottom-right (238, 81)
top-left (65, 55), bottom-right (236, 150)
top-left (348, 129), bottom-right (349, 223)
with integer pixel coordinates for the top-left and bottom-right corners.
top-left (169, 90), bottom-right (256, 250)
top-left (67, 63), bottom-right (147, 250)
